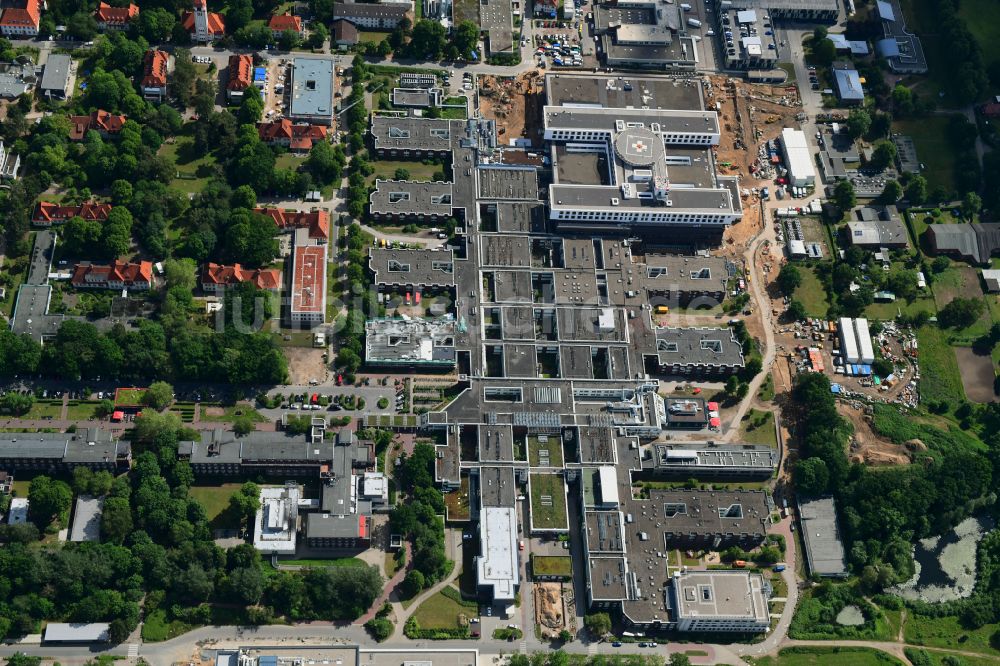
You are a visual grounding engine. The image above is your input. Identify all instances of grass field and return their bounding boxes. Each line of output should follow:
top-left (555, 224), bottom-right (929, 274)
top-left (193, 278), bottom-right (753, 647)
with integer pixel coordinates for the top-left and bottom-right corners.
top-left (443, 476), bottom-right (471, 521)
top-left (366, 159), bottom-right (442, 186)
top-left (358, 30), bottom-right (392, 43)
top-left (750, 647), bottom-right (904, 666)
top-left (188, 483), bottom-right (242, 529)
top-left (274, 152), bottom-right (304, 171)
top-left (64, 401), bottom-right (100, 420)
top-left (917, 325), bottom-right (966, 405)
top-left (740, 409), bottom-right (778, 448)
top-left (958, 0), bottom-right (1000, 70)
top-left (158, 135), bottom-right (218, 194)
top-left (893, 117), bottom-right (957, 192)
top-left (141, 608), bottom-right (190, 642)
top-left (904, 613), bottom-right (1000, 657)
top-left (528, 435), bottom-right (564, 468)
top-left (932, 263), bottom-right (993, 341)
top-left (25, 400), bottom-right (63, 420)
top-left (864, 293), bottom-right (936, 321)
top-left (529, 472), bottom-right (568, 530)
top-left (792, 265), bottom-right (829, 317)
top-left (200, 402), bottom-right (266, 423)
top-left (410, 586), bottom-right (476, 629)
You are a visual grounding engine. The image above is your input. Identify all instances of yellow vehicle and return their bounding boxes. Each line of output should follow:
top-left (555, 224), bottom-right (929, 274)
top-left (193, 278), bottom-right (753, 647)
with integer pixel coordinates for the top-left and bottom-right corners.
top-left (380, 238), bottom-right (387, 248)
top-left (654, 305), bottom-right (669, 314)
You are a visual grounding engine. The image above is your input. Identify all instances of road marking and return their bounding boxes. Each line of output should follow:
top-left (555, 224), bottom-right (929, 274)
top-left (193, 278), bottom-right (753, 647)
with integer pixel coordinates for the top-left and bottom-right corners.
top-left (127, 643), bottom-right (140, 658)
top-left (587, 643), bottom-right (597, 656)
top-left (519, 640), bottom-right (527, 654)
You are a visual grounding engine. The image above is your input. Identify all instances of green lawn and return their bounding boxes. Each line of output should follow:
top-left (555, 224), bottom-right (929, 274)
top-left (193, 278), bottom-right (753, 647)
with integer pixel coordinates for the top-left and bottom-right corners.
top-left (444, 476), bottom-right (471, 521)
top-left (158, 136), bottom-right (218, 194)
top-left (410, 586), bottom-right (476, 629)
top-left (739, 409), bottom-right (778, 448)
top-left (200, 402), bottom-right (266, 423)
top-left (792, 265), bottom-right (830, 317)
top-left (25, 400), bottom-right (63, 420)
top-left (750, 647), bottom-right (904, 666)
top-left (141, 608), bottom-right (191, 642)
top-left (358, 30), bottom-right (392, 43)
top-left (904, 613), bottom-right (1000, 658)
top-left (893, 117), bottom-right (957, 193)
top-left (439, 107), bottom-right (467, 119)
top-left (188, 483), bottom-right (243, 529)
top-left (864, 294), bottom-right (936, 321)
top-left (528, 435), bottom-right (564, 468)
top-left (958, 0), bottom-right (1000, 70)
top-left (278, 557), bottom-right (365, 567)
top-left (275, 152), bottom-right (303, 171)
top-left (932, 263), bottom-right (993, 342)
top-left (917, 324), bottom-right (966, 405)
top-left (65, 401), bottom-right (101, 420)
top-left (366, 159), bottom-right (442, 186)
top-left (529, 472), bottom-right (568, 530)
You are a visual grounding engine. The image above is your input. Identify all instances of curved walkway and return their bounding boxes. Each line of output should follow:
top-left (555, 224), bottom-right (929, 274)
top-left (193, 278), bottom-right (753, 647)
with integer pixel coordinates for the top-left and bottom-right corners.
top-left (357, 541), bottom-right (413, 625)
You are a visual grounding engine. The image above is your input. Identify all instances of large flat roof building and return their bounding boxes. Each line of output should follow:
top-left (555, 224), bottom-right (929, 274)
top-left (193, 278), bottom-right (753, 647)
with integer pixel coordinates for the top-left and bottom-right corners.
top-left (652, 327), bottom-right (745, 376)
top-left (797, 496), bottom-right (849, 578)
top-left (289, 57), bottom-right (335, 125)
top-left (369, 247), bottom-right (455, 290)
top-left (592, 1), bottom-right (698, 71)
top-left (253, 485), bottom-right (301, 554)
top-left (650, 444), bottom-right (778, 479)
top-left (369, 179), bottom-right (453, 220)
top-left (0, 428), bottom-right (130, 472)
top-left (370, 116), bottom-right (453, 157)
top-left (670, 570), bottom-right (770, 632)
top-left (477, 506), bottom-right (520, 601)
top-left (365, 318), bottom-right (456, 368)
top-left (543, 75), bottom-right (741, 236)
top-left (780, 128), bottom-right (816, 187)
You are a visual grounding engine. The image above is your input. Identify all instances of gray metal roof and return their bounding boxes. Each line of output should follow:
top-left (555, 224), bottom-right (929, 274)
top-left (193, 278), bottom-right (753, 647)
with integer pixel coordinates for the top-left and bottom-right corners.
top-left (544, 105), bottom-right (720, 138)
top-left (43, 623), bottom-right (110, 642)
top-left (39, 54), bottom-right (72, 93)
top-left (368, 247), bottom-right (456, 287)
top-left (797, 496), bottom-right (849, 577)
top-left (370, 116), bottom-right (453, 151)
top-left (654, 327), bottom-right (745, 369)
top-left (0, 428), bottom-right (127, 464)
top-left (289, 57), bottom-right (334, 120)
top-left (369, 179), bottom-right (454, 217)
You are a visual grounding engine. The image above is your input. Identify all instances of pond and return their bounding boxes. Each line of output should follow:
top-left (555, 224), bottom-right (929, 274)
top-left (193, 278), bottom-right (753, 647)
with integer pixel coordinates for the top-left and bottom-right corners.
top-left (891, 514), bottom-right (994, 603)
top-left (835, 604), bottom-right (866, 626)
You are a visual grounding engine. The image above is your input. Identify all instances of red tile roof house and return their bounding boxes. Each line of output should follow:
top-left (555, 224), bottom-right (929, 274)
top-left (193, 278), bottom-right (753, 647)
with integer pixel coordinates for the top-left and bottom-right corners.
top-left (268, 13), bottom-right (303, 39)
top-left (71, 260), bottom-right (154, 290)
top-left (94, 2), bottom-right (139, 31)
top-left (201, 262), bottom-right (282, 293)
top-left (254, 207), bottom-right (330, 240)
top-left (33, 201), bottom-right (113, 226)
top-left (141, 49), bottom-right (169, 101)
top-left (226, 54), bottom-right (254, 101)
top-left (69, 110), bottom-right (127, 141)
top-left (258, 119), bottom-right (327, 152)
top-left (0, 0), bottom-right (40, 37)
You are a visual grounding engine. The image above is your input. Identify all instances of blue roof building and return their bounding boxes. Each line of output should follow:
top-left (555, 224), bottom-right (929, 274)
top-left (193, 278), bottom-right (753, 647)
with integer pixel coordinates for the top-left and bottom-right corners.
top-left (833, 63), bottom-right (864, 105)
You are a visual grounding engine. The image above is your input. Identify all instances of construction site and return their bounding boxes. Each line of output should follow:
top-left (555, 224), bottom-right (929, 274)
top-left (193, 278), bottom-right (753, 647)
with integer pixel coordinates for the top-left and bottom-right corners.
top-left (478, 72), bottom-right (546, 144)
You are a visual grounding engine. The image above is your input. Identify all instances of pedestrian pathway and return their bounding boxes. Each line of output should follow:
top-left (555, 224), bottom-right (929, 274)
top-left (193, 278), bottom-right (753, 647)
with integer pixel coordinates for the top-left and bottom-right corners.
top-left (127, 643), bottom-right (140, 658)
top-left (356, 542), bottom-right (412, 625)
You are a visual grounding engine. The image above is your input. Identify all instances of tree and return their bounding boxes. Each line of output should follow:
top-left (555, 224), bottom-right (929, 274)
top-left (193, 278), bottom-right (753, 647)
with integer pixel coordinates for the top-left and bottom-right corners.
top-left (939, 297), bottom-right (985, 329)
top-left (795, 457), bottom-right (830, 495)
top-left (229, 482), bottom-right (261, 526)
top-left (144, 381), bottom-right (174, 410)
top-left (878, 179), bottom-right (903, 204)
top-left (233, 416), bottom-right (256, 436)
top-left (905, 175), bottom-right (928, 205)
top-left (228, 566), bottom-right (265, 605)
top-left (725, 375), bottom-right (742, 398)
top-left (408, 20), bottom-right (447, 59)
top-left (776, 263), bottom-right (802, 295)
top-left (365, 617), bottom-right (393, 641)
top-left (136, 6), bottom-right (176, 42)
top-left (351, 54), bottom-right (368, 83)
top-left (133, 411), bottom-right (182, 442)
top-left (278, 28), bottom-right (301, 52)
top-left (170, 49), bottom-right (196, 105)
top-left (669, 655), bottom-right (692, 666)
top-left (846, 108), bottom-right (871, 140)
top-left (869, 140), bottom-right (898, 171)
top-left (453, 20), bottom-right (480, 58)
top-left (239, 86), bottom-right (264, 124)
top-left (931, 256), bottom-right (950, 273)
top-left (834, 179), bottom-right (857, 212)
top-left (402, 569), bottom-right (425, 597)
top-left (27, 476), bottom-right (73, 527)
top-left (584, 612), bottom-right (612, 637)
top-left (787, 299), bottom-right (807, 321)
top-left (812, 37), bottom-right (835, 67)
top-left (393, 167), bottom-right (410, 180)
top-left (101, 496), bottom-right (133, 544)
top-left (962, 192), bottom-right (982, 220)
top-left (0, 391), bottom-right (34, 415)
